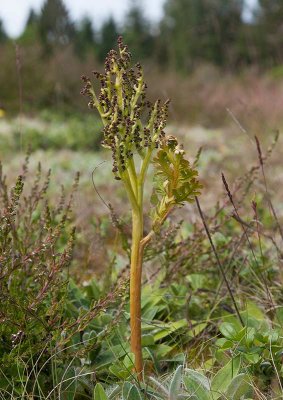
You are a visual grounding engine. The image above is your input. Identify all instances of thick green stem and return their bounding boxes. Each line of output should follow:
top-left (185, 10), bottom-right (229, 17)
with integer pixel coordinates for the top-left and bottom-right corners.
top-left (126, 152), bottom-right (153, 378)
top-left (130, 208), bottom-right (144, 378)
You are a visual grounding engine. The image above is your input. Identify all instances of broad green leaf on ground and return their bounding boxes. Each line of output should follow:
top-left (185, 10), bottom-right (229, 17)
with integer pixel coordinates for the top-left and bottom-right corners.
top-left (169, 365), bottom-right (183, 400)
top-left (211, 357), bottom-right (241, 399)
top-left (225, 373), bottom-right (252, 399)
top-left (93, 383), bottom-right (108, 400)
top-left (122, 382), bottom-right (143, 400)
top-left (184, 369), bottom-right (211, 400)
top-left (154, 319), bottom-right (188, 341)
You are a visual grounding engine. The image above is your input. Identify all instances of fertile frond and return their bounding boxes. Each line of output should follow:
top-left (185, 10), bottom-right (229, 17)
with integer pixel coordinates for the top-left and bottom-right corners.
top-left (81, 36), bottom-right (169, 181)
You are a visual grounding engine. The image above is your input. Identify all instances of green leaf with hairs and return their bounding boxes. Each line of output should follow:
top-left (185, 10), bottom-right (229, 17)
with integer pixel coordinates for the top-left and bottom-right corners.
top-left (184, 369), bottom-right (211, 400)
top-left (225, 374), bottom-right (252, 399)
top-left (93, 383), bottom-right (108, 400)
top-left (169, 365), bottom-right (183, 399)
top-left (211, 357), bottom-right (241, 399)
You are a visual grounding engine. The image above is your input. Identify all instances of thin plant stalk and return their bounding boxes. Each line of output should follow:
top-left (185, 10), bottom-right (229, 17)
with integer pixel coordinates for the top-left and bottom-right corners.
top-left (195, 196), bottom-right (244, 327)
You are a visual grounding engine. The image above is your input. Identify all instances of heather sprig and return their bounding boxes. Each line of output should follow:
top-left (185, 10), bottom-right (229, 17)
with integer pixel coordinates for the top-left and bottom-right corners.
top-left (82, 36), bottom-right (202, 378)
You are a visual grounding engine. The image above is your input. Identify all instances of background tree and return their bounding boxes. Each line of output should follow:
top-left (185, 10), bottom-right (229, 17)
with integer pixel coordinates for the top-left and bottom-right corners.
top-left (254, 0), bottom-right (283, 65)
top-left (38, 0), bottom-right (75, 52)
top-left (97, 17), bottom-right (119, 62)
top-left (122, 1), bottom-right (154, 60)
top-left (160, 0), bottom-right (205, 70)
top-left (26, 9), bottom-right (38, 27)
top-left (160, 0), bottom-right (244, 70)
top-left (0, 19), bottom-right (8, 43)
top-left (19, 9), bottom-right (40, 45)
top-left (202, 0), bottom-right (244, 66)
top-left (74, 17), bottom-right (96, 58)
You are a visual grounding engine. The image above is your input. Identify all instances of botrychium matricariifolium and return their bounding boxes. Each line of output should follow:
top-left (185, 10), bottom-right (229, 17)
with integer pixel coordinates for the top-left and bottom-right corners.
top-left (81, 36), bottom-right (202, 377)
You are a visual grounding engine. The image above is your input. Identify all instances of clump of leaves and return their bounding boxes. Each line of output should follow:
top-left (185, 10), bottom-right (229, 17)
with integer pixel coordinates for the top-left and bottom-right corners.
top-left (81, 36), bottom-right (202, 377)
top-left (93, 364), bottom-right (252, 399)
top-left (216, 304), bottom-right (283, 389)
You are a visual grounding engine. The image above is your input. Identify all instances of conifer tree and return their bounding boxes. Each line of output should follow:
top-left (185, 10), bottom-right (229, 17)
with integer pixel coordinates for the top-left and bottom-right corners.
top-left (255, 0), bottom-right (283, 64)
top-left (98, 17), bottom-right (119, 62)
top-left (123, 1), bottom-right (154, 60)
top-left (38, 0), bottom-right (75, 51)
top-left (0, 19), bottom-right (7, 43)
top-left (160, 0), bottom-right (244, 70)
top-left (74, 17), bottom-right (96, 58)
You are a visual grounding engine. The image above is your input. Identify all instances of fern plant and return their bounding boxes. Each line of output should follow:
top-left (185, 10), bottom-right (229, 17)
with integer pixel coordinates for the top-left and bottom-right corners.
top-left (81, 37), bottom-right (202, 378)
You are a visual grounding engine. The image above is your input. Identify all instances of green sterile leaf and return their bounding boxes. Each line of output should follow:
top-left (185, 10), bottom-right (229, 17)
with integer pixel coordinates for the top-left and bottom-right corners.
top-left (154, 319), bottom-right (187, 341)
top-left (183, 369), bottom-right (211, 400)
top-left (211, 357), bottom-right (241, 399)
top-left (151, 141), bottom-right (202, 230)
top-left (93, 383), bottom-right (108, 400)
top-left (169, 365), bottom-right (183, 400)
top-left (225, 374), bottom-right (252, 399)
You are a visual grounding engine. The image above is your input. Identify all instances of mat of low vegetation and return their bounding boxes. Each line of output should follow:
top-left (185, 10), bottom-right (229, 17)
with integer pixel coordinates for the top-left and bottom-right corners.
top-left (0, 122), bottom-right (282, 399)
top-left (0, 111), bottom-right (102, 152)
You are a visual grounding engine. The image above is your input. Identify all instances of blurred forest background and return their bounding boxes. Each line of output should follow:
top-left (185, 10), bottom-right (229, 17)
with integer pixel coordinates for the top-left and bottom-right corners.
top-left (1, 0), bottom-right (283, 130)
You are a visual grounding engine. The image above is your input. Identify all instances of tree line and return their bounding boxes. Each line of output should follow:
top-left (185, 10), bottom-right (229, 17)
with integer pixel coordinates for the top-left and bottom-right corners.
top-left (0, 0), bottom-right (283, 71)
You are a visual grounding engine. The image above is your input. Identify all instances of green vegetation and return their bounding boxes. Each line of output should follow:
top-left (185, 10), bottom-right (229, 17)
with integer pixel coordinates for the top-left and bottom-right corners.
top-left (1, 129), bottom-right (283, 398)
top-left (1, 36), bottom-right (283, 399)
top-left (0, 112), bottom-right (102, 152)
